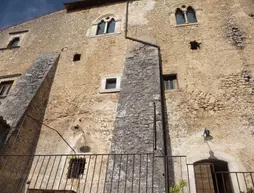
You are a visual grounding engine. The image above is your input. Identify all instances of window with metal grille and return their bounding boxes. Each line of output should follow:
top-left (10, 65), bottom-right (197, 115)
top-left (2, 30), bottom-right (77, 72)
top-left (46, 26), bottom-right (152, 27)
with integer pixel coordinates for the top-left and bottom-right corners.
top-left (163, 74), bottom-right (178, 90)
top-left (0, 80), bottom-right (13, 97)
top-left (106, 78), bottom-right (117, 89)
top-left (67, 158), bottom-right (86, 179)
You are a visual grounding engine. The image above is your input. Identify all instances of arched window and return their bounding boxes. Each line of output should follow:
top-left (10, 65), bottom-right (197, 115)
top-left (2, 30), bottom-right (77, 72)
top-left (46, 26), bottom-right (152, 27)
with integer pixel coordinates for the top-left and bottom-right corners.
top-left (175, 8), bottom-right (186, 25)
top-left (107, 18), bottom-right (116, 33)
top-left (187, 6), bottom-right (197, 23)
top-left (96, 16), bottom-right (116, 35)
top-left (7, 37), bottom-right (20, 48)
top-left (96, 20), bottom-right (106, 35)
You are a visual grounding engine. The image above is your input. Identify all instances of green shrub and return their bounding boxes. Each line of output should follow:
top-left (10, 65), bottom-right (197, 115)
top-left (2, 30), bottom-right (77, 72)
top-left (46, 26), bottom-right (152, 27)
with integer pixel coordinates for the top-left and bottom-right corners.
top-left (169, 180), bottom-right (187, 193)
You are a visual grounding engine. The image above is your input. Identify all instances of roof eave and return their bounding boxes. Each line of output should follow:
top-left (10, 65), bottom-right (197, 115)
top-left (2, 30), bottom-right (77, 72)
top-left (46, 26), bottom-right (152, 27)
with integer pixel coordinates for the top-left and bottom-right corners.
top-left (64, 0), bottom-right (127, 11)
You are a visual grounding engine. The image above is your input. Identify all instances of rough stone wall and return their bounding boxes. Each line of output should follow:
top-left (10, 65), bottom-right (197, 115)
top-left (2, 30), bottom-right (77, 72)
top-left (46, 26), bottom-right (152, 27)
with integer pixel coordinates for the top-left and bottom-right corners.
top-left (239, 0), bottom-right (254, 17)
top-left (0, 2), bottom-right (127, 155)
top-left (111, 42), bottom-right (162, 154)
top-left (127, 0), bottom-right (254, 189)
top-left (0, 0), bottom-right (253, 191)
top-left (106, 42), bottom-right (164, 193)
top-left (0, 53), bottom-right (59, 193)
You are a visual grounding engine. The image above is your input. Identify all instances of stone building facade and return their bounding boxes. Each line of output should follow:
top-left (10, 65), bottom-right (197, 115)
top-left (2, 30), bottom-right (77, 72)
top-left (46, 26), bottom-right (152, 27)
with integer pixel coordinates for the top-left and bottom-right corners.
top-left (0, 0), bottom-right (254, 192)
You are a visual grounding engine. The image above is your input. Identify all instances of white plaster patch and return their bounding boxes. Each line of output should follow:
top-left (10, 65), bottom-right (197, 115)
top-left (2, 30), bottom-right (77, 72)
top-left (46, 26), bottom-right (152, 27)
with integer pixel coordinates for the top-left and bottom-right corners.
top-left (129, 0), bottom-right (156, 26)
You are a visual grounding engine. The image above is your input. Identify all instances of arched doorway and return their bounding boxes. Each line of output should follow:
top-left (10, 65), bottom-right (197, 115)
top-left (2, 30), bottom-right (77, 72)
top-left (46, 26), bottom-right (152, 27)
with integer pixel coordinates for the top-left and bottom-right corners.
top-left (194, 159), bottom-right (234, 193)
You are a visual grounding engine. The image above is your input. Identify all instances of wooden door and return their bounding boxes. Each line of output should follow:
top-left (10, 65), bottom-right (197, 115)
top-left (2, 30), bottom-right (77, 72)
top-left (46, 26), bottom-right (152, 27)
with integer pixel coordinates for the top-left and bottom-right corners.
top-left (194, 163), bottom-right (215, 193)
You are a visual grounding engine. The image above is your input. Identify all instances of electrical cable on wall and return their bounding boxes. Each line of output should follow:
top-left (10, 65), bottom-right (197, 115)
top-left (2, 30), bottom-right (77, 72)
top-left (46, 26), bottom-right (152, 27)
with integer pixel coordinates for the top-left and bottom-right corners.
top-left (27, 114), bottom-right (76, 154)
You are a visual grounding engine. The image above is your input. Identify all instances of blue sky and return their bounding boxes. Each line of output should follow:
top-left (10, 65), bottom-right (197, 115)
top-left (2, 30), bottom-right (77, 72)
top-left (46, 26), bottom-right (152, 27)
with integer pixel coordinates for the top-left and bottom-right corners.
top-left (0, 0), bottom-right (75, 30)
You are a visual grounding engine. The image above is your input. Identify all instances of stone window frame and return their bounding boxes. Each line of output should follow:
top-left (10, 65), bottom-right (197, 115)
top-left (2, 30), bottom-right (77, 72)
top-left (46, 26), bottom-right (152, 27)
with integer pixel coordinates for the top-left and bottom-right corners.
top-left (7, 37), bottom-right (20, 48)
top-left (176, 6), bottom-right (197, 25)
top-left (163, 74), bottom-right (179, 91)
top-left (100, 75), bottom-right (121, 93)
top-left (170, 5), bottom-right (200, 27)
top-left (89, 14), bottom-right (122, 37)
top-left (4, 30), bottom-right (28, 50)
top-left (0, 80), bottom-right (14, 98)
top-left (0, 74), bottom-right (21, 98)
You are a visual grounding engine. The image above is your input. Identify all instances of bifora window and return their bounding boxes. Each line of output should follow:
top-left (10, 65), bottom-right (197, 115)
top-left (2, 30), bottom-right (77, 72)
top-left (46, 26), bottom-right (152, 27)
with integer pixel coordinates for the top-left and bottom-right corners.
top-left (0, 80), bottom-right (14, 97)
top-left (175, 6), bottom-right (197, 25)
top-left (96, 17), bottom-right (116, 35)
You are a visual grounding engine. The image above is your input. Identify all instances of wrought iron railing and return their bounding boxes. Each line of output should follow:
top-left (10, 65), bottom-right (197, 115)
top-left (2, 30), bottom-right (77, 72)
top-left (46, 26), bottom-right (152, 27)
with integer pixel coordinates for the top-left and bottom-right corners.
top-left (214, 171), bottom-right (254, 192)
top-left (0, 154), bottom-right (253, 193)
top-left (0, 153), bottom-right (155, 193)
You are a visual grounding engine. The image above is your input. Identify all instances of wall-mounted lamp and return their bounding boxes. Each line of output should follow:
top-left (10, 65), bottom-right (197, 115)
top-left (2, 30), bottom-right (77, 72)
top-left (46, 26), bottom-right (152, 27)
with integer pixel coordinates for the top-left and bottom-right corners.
top-left (202, 128), bottom-right (213, 140)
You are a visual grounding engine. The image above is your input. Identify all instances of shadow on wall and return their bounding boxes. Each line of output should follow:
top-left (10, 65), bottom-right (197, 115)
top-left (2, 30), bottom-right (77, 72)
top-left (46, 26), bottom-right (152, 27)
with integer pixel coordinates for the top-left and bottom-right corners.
top-left (0, 117), bottom-right (11, 150)
top-left (161, 82), bottom-right (175, 187)
top-left (0, 54), bottom-right (59, 193)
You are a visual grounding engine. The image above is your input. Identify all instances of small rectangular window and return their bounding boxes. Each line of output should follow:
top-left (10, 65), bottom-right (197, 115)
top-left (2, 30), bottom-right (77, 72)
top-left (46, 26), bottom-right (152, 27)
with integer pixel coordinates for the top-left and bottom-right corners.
top-left (106, 78), bottom-right (117, 89)
top-left (100, 76), bottom-right (121, 93)
top-left (163, 74), bottom-right (178, 90)
top-left (67, 158), bottom-right (86, 179)
top-left (0, 80), bottom-right (13, 97)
